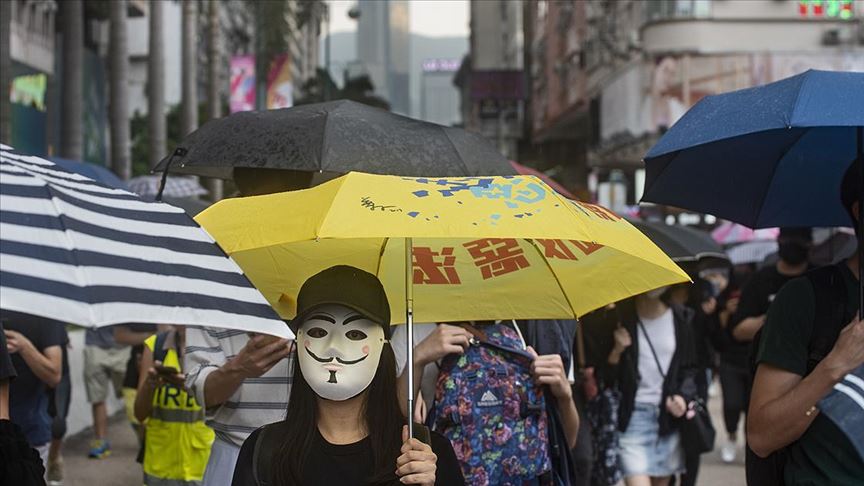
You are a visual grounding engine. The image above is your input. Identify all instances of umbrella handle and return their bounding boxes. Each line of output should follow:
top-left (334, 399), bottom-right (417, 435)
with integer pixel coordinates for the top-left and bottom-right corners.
top-left (155, 147), bottom-right (187, 201)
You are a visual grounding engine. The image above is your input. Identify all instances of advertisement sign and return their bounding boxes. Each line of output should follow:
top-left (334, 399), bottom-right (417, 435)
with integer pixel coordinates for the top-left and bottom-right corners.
top-left (230, 55), bottom-right (256, 113)
top-left (10, 74), bottom-right (47, 111)
top-left (266, 53), bottom-right (293, 110)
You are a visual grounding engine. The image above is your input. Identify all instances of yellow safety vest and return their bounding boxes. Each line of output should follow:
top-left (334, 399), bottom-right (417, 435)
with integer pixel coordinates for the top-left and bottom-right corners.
top-left (143, 333), bottom-right (214, 485)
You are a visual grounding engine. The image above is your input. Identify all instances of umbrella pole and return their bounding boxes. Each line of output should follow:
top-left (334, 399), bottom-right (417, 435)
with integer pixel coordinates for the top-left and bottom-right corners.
top-left (405, 237), bottom-right (415, 438)
top-left (858, 126), bottom-right (863, 319)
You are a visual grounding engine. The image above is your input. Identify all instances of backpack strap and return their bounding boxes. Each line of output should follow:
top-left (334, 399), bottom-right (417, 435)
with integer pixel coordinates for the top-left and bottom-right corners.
top-left (153, 331), bottom-right (170, 365)
top-left (804, 265), bottom-right (853, 374)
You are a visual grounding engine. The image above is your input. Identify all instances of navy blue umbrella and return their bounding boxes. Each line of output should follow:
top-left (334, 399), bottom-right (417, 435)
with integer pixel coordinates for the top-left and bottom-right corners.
top-left (643, 69), bottom-right (864, 229)
top-left (642, 69), bottom-right (864, 319)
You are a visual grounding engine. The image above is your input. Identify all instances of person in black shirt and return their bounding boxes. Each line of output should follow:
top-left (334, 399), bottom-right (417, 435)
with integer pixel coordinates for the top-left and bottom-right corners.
top-left (233, 266), bottom-right (464, 486)
top-left (1, 320), bottom-right (48, 485)
top-left (3, 311), bottom-right (66, 468)
top-left (730, 227), bottom-right (813, 344)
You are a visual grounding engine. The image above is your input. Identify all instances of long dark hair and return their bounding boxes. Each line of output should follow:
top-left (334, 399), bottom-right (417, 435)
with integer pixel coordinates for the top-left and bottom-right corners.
top-left (272, 343), bottom-right (405, 485)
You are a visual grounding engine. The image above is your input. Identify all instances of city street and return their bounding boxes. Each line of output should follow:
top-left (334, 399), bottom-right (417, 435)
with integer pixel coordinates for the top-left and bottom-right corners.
top-left (4, 1), bottom-right (860, 485)
top-left (61, 386), bottom-right (747, 486)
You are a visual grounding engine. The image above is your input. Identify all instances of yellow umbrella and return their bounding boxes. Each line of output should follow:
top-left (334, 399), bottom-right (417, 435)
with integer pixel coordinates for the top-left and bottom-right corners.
top-left (196, 172), bottom-right (689, 433)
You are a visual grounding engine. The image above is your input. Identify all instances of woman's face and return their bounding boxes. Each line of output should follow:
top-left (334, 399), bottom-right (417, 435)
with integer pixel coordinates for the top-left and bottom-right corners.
top-left (297, 304), bottom-right (385, 401)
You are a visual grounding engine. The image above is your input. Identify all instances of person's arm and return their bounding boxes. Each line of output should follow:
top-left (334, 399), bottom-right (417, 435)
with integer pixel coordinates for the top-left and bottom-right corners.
top-left (606, 326), bottom-right (631, 366)
top-left (748, 317), bottom-right (864, 457)
top-left (200, 335), bottom-right (292, 408)
top-left (0, 379), bottom-right (9, 420)
top-left (396, 324), bottom-right (472, 417)
top-left (731, 315), bottom-right (766, 342)
top-left (134, 345), bottom-right (158, 423)
top-left (729, 275), bottom-right (766, 342)
top-left (5, 330), bottom-right (61, 387)
top-left (528, 347), bottom-right (580, 449)
top-left (114, 326), bottom-right (154, 346)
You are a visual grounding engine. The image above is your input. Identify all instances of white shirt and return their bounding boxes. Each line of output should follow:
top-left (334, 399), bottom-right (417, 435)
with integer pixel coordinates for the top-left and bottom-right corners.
top-left (184, 327), bottom-right (295, 447)
top-left (634, 308), bottom-right (676, 405)
top-left (392, 323), bottom-right (439, 404)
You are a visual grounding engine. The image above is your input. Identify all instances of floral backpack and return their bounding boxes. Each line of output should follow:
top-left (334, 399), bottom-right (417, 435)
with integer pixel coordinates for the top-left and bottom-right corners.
top-left (426, 323), bottom-right (551, 485)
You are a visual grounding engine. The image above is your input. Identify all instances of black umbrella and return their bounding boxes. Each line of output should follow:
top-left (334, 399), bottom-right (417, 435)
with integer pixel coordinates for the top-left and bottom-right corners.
top-left (630, 220), bottom-right (729, 266)
top-left (154, 100), bottom-right (517, 179)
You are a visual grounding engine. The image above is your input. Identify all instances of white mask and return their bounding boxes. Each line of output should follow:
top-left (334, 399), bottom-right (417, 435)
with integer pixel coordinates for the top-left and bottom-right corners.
top-left (297, 304), bottom-right (386, 401)
top-left (644, 286), bottom-right (669, 300)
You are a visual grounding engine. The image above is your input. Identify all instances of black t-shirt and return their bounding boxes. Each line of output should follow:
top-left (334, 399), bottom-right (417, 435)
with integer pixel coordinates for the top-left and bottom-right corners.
top-left (233, 423), bottom-right (465, 486)
top-left (0, 322), bottom-right (17, 381)
top-left (756, 264), bottom-right (864, 485)
top-left (730, 265), bottom-right (806, 342)
top-left (3, 313), bottom-right (67, 446)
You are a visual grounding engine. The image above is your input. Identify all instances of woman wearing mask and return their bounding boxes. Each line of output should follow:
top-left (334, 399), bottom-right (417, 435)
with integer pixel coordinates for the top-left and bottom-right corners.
top-left (607, 287), bottom-right (704, 486)
top-left (232, 266), bottom-right (464, 486)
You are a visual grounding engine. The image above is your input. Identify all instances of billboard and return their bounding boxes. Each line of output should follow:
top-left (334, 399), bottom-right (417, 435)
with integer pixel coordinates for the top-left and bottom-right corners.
top-left (266, 53), bottom-right (293, 110)
top-left (230, 55), bottom-right (256, 113)
top-left (10, 74), bottom-right (47, 111)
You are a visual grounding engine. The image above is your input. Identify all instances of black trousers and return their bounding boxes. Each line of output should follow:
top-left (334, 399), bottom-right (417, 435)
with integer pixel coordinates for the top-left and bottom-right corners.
top-left (570, 383), bottom-right (594, 486)
top-left (718, 361), bottom-right (751, 435)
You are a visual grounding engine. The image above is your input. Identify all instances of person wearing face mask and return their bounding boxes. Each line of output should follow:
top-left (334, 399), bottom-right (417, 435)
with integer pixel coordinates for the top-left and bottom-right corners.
top-left (730, 228), bottom-right (813, 344)
top-left (231, 266), bottom-right (464, 486)
top-left (606, 287), bottom-right (704, 486)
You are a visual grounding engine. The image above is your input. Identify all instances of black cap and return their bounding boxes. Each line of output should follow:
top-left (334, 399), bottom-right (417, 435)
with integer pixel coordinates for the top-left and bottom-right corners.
top-left (290, 265), bottom-right (391, 338)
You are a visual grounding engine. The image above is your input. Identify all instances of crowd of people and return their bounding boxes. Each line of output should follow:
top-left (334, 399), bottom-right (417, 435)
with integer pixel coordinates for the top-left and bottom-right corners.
top-left (2, 164), bottom-right (863, 486)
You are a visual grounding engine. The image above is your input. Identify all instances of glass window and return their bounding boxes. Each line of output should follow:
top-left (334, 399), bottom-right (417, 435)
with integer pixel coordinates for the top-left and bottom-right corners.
top-left (646, 0), bottom-right (712, 21)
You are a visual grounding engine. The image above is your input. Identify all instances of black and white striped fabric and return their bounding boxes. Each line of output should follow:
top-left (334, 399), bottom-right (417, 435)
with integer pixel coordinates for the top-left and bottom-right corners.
top-left (0, 145), bottom-right (291, 338)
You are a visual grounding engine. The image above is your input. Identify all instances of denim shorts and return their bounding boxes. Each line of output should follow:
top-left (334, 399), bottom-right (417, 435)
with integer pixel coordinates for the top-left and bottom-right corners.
top-left (619, 402), bottom-right (684, 477)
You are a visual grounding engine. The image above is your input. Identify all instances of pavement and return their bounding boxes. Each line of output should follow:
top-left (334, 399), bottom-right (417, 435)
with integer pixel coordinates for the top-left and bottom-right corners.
top-left (696, 383), bottom-right (747, 486)
top-left (62, 413), bottom-right (142, 486)
top-left (59, 383), bottom-right (747, 486)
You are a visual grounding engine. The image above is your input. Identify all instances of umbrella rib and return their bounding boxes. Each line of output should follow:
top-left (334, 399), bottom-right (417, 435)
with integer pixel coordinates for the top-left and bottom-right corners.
top-left (525, 238), bottom-right (580, 319)
top-left (752, 127), bottom-right (811, 228)
top-left (440, 127), bottom-right (473, 176)
top-left (374, 237), bottom-right (391, 277)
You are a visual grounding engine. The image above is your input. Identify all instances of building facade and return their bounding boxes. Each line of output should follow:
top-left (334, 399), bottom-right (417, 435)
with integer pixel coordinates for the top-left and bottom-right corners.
top-left (456, 0), bottom-right (525, 160)
top-left (356, 0), bottom-right (410, 115)
top-left (420, 58), bottom-right (461, 126)
top-left (527, 0), bottom-right (864, 210)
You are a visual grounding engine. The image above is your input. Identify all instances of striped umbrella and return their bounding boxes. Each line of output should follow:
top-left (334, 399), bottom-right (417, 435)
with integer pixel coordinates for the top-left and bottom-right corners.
top-left (0, 145), bottom-right (291, 338)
